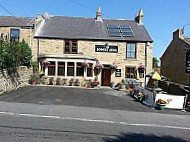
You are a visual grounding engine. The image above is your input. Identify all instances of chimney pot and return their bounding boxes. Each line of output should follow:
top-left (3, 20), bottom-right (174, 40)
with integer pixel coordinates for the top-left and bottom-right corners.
top-left (96, 6), bottom-right (102, 20)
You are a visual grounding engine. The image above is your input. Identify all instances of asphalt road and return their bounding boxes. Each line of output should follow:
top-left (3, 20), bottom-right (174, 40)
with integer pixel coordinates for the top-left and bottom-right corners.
top-left (0, 102), bottom-right (189, 142)
top-left (0, 86), bottom-right (188, 115)
top-left (0, 86), bottom-right (189, 141)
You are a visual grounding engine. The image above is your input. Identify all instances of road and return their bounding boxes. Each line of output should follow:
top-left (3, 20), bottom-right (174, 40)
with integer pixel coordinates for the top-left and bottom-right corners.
top-left (0, 101), bottom-right (189, 142)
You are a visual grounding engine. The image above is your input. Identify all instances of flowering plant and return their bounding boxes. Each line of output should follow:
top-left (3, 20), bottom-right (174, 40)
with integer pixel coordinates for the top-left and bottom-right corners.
top-left (94, 63), bottom-right (104, 70)
top-left (82, 62), bottom-right (89, 67)
top-left (41, 60), bottom-right (50, 66)
top-left (156, 99), bottom-right (167, 104)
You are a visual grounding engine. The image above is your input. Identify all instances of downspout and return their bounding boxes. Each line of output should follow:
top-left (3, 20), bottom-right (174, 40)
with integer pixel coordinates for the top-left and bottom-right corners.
top-left (144, 42), bottom-right (148, 87)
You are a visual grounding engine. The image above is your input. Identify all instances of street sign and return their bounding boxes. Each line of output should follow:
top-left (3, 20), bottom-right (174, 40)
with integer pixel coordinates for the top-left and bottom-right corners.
top-left (186, 51), bottom-right (190, 73)
top-left (115, 69), bottom-right (121, 77)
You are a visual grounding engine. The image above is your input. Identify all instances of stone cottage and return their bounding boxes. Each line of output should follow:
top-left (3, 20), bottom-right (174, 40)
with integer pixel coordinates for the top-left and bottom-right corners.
top-left (0, 7), bottom-right (153, 86)
top-left (161, 29), bottom-right (190, 85)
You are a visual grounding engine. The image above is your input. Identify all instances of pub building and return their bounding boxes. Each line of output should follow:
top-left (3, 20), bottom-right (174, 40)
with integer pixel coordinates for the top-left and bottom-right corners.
top-left (0, 7), bottom-right (153, 86)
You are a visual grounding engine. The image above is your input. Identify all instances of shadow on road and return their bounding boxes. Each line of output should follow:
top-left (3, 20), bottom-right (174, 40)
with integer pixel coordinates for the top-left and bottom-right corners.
top-left (103, 133), bottom-right (188, 142)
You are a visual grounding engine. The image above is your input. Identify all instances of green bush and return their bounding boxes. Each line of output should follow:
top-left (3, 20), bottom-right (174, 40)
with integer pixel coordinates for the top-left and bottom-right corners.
top-left (0, 39), bottom-right (32, 72)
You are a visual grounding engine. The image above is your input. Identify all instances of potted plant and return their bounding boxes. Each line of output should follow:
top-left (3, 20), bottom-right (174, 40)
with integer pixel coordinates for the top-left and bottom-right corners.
top-left (137, 92), bottom-right (144, 102)
top-left (186, 101), bottom-right (190, 112)
top-left (91, 77), bottom-right (99, 88)
top-left (30, 75), bottom-right (38, 85)
top-left (156, 99), bottom-right (167, 110)
top-left (120, 79), bottom-right (126, 90)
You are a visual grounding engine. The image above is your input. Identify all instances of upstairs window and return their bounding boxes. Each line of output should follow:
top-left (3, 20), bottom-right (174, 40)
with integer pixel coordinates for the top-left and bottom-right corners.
top-left (10, 29), bottom-right (20, 41)
top-left (126, 44), bottom-right (136, 58)
top-left (64, 40), bottom-right (78, 54)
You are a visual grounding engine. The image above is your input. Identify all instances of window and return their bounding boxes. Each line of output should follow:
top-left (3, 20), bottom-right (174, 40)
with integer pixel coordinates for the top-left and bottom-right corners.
top-left (67, 62), bottom-right (74, 76)
top-left (58, 62), bottom-right (65, 76)
top-left (138, 68), bottom-right (145, 78)
top-left (126, 44), bottom-right (136, 58)
top-left (125, 67), bottom-right (136, 78)
top-left (87, 63), bottom-right (93, 77)
top-left (65, 41), bottom-right (70, 53)
top-left (76, 63), bottom-right (84, 76)
top-left (64, 40), bottom-right (78, 54)
top-left (10, 29), bottom-right (20, 41)
top-left (48, 61), bottom-right (56, 76)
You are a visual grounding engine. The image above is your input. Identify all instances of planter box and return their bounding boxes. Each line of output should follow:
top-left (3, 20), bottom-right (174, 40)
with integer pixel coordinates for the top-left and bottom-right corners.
top-left (156, 103), bottom-right (166, 110)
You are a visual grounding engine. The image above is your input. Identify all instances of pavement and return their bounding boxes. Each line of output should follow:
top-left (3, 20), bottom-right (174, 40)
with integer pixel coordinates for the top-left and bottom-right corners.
top-left (0, 85), bottom-right (189, 141)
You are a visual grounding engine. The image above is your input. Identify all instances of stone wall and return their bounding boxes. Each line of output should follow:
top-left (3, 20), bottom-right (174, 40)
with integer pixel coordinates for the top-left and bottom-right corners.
top-left (0, 66), bottom-right (32, 94)
top-left (161, 38), bottom-right (189, 85)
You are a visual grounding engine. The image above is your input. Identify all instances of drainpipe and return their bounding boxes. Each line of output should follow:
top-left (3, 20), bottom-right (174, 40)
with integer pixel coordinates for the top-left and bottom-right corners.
top-left (144, 42), bottom-right (148, 87)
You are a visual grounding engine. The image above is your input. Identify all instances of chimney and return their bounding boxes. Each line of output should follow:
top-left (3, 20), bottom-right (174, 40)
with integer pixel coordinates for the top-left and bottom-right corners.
top-left (96, 6), bottom-right (102, 20)
top-left (135, 9), bottom-right (144, 25)
top-left (35, 13), bottom-right (44, 28)
top-left (173, 29), bottom-right (184, 39)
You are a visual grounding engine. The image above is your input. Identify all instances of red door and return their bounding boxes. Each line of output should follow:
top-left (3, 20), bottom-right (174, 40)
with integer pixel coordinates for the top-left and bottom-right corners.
top-left (102, 69), bottom-right (111, 86)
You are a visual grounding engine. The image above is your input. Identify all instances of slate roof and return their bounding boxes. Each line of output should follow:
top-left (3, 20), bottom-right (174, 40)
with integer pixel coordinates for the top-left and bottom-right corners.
top-left (184, 37), bottom-right (190, 45)
top-left (0, 16), bottom-right (35, 27)
top-left (35, 16), bottom-right (152, 42)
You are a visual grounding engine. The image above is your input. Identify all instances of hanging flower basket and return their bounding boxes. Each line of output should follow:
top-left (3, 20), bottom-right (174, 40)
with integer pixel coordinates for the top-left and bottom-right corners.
top-left (41, 60), bottom-right (50, 66)
top-left (94, 63), bottom-right (104, 70)
top-left (82, 62), bottom-right (89, 67)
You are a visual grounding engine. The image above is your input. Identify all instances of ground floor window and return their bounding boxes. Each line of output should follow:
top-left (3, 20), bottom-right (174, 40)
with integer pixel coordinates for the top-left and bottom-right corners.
top-left (87, 63), bottom-right (93, 77)
top-left (125, 67), bottom-right (136, 78)
top-left (76, 63), bottom-right (84, 76)
top-left (58, 62), bottom-right (65, 76)
top-left (48, 61), bottom-right (56, 76)
top-left (138, 68), bottom-right (145, 78)
top-left (67, 62), bottom-right (74, 76)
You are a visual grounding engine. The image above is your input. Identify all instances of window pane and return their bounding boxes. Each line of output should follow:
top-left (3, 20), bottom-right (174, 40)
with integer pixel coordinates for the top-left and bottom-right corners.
top-left (58, 62), bottom-right (65, 76)
top-left (72, 42), bottom-right (77, 53)
top-left (125, 67), bottom-right (135, 78)
top-left (87, 63), bottom-right (93, 77)
top-left (10, 29), bottom-right (19, 41)
top-left (48, 61), bottom-right (55, 76)
top-left (65, 41), bottom-right (70, 53)
top-left (67, 62), bottom-right (74, 76)
top-left (126, 44), bottom-right (136, 58)
top-left (76, 63), bottom-right (84, 76)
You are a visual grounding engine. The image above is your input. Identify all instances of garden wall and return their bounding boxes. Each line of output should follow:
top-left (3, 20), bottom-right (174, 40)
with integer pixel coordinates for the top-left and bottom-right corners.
top-left (0, 66), bottom-right (32, 94)
top-left (159, 80), bottom-right (190, 103)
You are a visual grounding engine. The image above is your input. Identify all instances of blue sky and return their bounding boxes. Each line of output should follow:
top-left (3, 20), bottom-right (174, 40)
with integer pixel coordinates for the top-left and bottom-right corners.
top-left (1, 0), bottom-right (190, 59)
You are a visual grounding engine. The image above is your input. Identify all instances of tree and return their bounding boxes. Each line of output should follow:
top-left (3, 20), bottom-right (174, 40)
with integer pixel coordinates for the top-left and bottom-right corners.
top-left (153, 57), bottom-right (159, 68)
top-left (0, 39), bottom-right (32, 72)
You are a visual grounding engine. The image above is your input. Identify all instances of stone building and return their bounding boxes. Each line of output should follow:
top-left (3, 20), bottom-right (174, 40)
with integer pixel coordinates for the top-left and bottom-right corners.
top-left (0, 7), bottom-right (153, 86)
top-left (161, 29), bottom-right (190, 85)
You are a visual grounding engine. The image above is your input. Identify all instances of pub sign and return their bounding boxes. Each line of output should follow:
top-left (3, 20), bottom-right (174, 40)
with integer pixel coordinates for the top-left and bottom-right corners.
top-left (95, 45), bottom-right (118, 53)
top-left (186, 50), bottom-right (190, 73)
top-left (115, 69), bottom-right (121, 77)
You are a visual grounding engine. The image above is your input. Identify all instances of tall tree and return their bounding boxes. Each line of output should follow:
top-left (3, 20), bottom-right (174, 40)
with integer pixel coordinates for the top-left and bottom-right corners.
top-left (153, 57), bottom-right (159, 68)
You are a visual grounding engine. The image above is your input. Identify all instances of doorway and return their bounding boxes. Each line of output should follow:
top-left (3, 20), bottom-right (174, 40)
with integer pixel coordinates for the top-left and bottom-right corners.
top-left (101, 68), bottom-right (111, 86)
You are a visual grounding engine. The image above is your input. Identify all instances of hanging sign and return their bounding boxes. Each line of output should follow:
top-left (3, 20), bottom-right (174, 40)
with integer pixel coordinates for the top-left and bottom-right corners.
top-left (115, 69), bottom-right (121, 77)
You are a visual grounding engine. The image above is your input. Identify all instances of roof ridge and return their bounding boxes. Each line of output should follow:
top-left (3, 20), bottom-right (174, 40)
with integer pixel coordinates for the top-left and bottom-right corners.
top-left (52, 15), bottom-right (134, 21)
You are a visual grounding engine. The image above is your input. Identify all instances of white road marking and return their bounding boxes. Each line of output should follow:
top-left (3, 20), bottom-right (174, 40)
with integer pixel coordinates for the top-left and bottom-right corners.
top-left (0, 111), bottom-right (190, 130)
